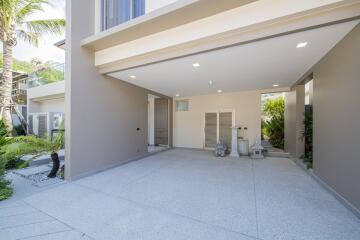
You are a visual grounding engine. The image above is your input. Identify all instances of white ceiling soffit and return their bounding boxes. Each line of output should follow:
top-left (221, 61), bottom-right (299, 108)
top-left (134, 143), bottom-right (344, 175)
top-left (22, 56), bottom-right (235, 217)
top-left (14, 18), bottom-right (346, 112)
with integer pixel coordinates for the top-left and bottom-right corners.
top-left (108, 21), bottom-right (359, 97)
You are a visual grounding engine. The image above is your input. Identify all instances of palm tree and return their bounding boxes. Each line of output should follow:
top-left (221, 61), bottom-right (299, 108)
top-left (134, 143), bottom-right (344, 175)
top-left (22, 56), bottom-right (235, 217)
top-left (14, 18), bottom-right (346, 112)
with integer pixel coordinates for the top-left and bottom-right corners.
top-left (0, 0), bottom-right (65, 134)
top-left (1, 125), bottom-right (64, 178)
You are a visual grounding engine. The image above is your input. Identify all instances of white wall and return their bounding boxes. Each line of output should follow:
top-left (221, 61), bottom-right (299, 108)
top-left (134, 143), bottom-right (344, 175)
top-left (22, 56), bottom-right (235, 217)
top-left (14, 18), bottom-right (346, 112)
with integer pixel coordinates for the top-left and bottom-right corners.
top-left (27, 81), bottom-right (65, 100)
top-left (148, 96), bottom-right (155, 145)
top-left (146, 0), bottom-right (178, 13)
top-left (27, 81), bottom-right (65, 115)
top-left (173, 90), bottom-right (262, 149)
top-left (37, 98), bottom-right (65, 113)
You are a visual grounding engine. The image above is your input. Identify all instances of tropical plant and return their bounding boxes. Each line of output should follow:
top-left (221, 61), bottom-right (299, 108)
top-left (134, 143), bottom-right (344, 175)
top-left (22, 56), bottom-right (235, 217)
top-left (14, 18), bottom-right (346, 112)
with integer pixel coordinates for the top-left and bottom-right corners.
top-left (0, 157), bottom-right (13, 200)
top-left (262, 97), bottom-right (285, 149)
top-left (1, 124), bottom-right (64, 178)
top-left (0, 119), bottom-right (12, 200)
top-left (0, 0), bottom-right (65, 134)
top-left (301, 110), bottom-right (313, 168)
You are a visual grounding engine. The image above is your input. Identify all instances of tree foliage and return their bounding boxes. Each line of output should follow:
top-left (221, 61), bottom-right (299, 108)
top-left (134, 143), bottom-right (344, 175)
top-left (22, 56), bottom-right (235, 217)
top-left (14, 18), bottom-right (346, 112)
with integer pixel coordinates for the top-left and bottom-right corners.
top-left (0, 53), bottom-right (35, 73)
top-left (0, 0), bottom-right (65, 47)
top-left (262, 97), bottom-right (285, 149)
top-left (0, 54), bottom-right (64, 83)
top-left (0, 0), bottom-right (65, 133)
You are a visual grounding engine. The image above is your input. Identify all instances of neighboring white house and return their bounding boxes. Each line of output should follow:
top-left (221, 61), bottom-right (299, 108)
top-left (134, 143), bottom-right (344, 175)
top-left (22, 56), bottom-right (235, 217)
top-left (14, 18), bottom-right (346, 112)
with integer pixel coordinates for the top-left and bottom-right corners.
top-left (27, 80), bottom-right (65, 137)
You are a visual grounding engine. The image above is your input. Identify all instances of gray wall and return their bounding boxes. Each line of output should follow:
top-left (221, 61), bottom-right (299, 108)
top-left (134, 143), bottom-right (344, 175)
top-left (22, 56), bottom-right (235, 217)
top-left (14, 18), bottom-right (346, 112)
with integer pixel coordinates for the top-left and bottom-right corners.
top-left (66, 0), bottom-right (161, 179)
top-left (284, 85), bottom-right (305, 158)
top-left (312, 23), bottom-right (360, 211)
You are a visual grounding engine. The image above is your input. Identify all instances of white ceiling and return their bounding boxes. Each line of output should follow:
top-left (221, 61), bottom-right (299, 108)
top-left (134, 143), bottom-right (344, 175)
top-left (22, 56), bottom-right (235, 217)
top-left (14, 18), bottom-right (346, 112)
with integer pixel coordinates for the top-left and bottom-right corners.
top-left (108, 21), bottom-right (358, 97)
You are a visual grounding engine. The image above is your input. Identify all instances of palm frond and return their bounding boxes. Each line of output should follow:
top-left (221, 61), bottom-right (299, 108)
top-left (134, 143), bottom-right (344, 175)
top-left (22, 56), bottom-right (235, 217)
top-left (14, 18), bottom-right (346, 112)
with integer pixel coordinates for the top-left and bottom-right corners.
top-left (24, 19), bottom-right (65, 36)
top-left (0, 0), bottom-right (17, 33)
top-left (16, 29), bottom-right (39, 46)
top-left (15, 0), bottom-right (47, 24)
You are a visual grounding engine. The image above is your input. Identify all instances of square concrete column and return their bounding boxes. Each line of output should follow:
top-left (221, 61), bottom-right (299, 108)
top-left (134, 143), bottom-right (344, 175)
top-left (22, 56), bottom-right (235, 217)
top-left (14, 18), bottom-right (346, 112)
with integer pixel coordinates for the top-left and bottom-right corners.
top-left (230, 127), bottom-right (239, 158)
top-left (284, 85), bottom-right (305, 158)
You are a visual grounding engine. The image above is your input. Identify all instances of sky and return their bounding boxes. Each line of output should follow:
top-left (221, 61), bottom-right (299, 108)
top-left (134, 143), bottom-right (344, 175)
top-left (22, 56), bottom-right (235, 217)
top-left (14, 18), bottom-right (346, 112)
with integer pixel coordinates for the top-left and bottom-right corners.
top-left (1, 0), bottom-right (66, 63)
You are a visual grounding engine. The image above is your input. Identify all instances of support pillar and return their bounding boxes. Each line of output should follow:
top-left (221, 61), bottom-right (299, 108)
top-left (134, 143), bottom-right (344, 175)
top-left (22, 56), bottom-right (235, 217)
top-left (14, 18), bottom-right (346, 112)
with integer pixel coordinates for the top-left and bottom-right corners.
top-left (230, 127), bottom-right (239, 158)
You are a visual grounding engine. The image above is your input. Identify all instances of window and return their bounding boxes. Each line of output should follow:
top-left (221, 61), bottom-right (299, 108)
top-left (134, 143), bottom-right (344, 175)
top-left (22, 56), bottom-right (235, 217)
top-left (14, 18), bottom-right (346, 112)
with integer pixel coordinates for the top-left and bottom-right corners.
top-left (101, 0), bottom-right (145, 31)
top-left (176, 100), bottom-right (189, 111)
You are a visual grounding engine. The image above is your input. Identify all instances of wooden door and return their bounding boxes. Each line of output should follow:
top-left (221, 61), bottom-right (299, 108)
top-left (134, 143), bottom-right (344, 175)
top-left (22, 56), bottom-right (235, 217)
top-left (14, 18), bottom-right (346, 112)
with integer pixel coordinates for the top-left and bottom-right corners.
top-left (154, 98), bottom-right (168, 145)
top-left (219, 112), bottom-right (233, 149)
top-left (204, 112), bottom-right (218, 148)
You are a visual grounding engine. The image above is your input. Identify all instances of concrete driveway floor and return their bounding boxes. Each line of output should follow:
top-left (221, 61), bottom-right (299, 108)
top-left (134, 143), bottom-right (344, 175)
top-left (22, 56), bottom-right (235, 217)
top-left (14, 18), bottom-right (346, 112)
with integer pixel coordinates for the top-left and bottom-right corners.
top-left (1, 149), bottom-right (359, 240)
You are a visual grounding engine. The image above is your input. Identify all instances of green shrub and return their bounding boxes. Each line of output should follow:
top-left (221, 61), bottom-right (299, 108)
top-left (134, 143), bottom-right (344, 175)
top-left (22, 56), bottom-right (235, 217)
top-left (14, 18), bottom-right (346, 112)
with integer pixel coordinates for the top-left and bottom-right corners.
top-left (301, 110), bottom-right (313, 168)
top-left (262, 97), bottom-right (285, 149)
top-left (14, 125), bottom-right (26, 136)
top-left (0, 124), bottom-right (13, 200)
top-left (0, 120), bottom-right (7, 137)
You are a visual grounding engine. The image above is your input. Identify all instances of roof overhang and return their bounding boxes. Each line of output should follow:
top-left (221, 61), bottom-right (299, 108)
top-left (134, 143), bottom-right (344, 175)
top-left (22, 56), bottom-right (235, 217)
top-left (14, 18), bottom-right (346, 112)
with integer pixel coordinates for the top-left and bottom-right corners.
top-left (81, 0), bottom-right (257, 51)
top-left (95, 0), bottom-right (360, 74)
top-left (54, 39), bottom-right (65, 50)
top-left (107, 20), bottom-right (359, 97)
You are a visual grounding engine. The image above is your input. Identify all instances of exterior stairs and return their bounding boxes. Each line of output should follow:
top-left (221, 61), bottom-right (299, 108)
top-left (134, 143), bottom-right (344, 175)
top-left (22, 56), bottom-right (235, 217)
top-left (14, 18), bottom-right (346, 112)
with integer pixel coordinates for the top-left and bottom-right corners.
top-left (262, 140), bottom-right (291, 158)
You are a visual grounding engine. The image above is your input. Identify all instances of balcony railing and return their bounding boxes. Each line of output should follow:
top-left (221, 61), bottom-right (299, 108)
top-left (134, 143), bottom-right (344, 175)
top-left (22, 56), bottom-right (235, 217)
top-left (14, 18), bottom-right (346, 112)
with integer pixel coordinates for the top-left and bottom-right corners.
top-left (27, 63), bottom-right (65, 89)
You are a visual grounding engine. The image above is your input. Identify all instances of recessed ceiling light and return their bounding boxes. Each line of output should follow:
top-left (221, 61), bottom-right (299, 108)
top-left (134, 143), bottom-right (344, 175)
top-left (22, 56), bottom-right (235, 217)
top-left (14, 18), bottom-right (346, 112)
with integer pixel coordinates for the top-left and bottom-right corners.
top-left (175, 94), bottom-right (180, 97)
top-left (129, 75), bottom-right (136, 79)
top-left (192, 63), bottom-right (200, 68)
top-left (273, 84), bottom-right (279, 87)
top-left (217, 89), bottom-right (223, 93)
top-left (209, 80), bottom-right (213, 85)
top-left (296, 42), bottom-right (308, 48)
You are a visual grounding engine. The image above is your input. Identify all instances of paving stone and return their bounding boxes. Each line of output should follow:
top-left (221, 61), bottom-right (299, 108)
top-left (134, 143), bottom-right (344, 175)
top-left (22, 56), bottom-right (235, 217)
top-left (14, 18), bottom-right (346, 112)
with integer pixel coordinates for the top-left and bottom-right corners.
top-left (0, 211), bottom-right (53, 229)
top-left (20, 230), bottom-right (92, 240)
top-left (0, 204), bottom-right (37, 217)
top-left (0, 220), bottom-right (71, 240)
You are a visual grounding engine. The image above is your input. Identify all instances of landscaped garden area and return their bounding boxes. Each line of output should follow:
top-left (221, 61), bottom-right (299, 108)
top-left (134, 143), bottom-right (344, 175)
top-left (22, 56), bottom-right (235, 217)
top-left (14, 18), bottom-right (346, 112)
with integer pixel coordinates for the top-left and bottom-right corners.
top-left (0, 118), bottom-right (65, 201)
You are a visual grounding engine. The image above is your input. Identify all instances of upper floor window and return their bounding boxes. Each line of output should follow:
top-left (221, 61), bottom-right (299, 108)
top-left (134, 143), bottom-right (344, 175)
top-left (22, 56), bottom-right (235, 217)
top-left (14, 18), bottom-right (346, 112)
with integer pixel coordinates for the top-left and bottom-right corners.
top-left (101, 0), bottom-right (145, 30)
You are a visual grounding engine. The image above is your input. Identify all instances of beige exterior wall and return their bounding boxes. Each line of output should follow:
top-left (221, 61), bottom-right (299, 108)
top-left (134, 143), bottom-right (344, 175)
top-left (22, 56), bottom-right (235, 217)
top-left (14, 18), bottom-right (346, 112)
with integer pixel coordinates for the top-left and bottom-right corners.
top-left (66, 0), bottom-right (155, 180)
top-left (312, 23), bottom-right (360, 211)
top-left (173, 90), bottom-right (262, 149)
top-left (284, 85), bottom-right (305, 158)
